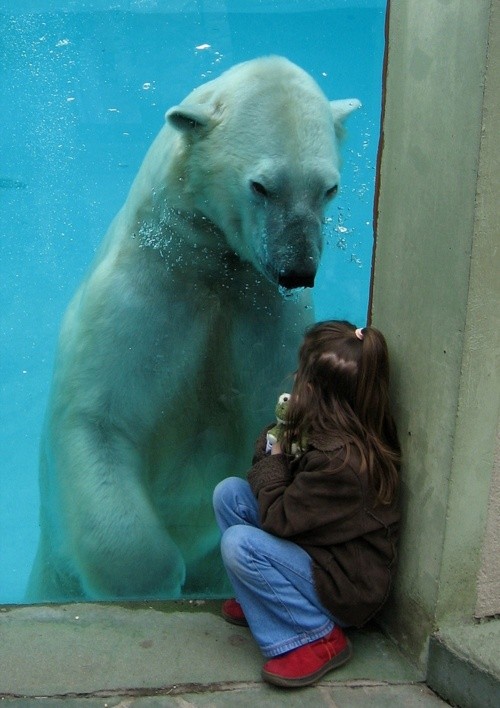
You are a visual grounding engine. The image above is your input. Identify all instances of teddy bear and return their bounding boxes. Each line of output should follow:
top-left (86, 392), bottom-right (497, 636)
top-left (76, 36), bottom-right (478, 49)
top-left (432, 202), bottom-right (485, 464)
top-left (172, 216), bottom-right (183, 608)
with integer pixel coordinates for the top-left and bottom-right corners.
top-left (266, 393), bottom-right (292, 454)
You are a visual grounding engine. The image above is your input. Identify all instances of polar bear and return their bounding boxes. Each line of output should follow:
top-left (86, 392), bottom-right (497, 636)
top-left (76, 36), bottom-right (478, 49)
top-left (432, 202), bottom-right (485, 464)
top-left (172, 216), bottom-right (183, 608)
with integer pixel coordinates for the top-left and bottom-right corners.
top-left (27, 56), bottom-right (359, 602)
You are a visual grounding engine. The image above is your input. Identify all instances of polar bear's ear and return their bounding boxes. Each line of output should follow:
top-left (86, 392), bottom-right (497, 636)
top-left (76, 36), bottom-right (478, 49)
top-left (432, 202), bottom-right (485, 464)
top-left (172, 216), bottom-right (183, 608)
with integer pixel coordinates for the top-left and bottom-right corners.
top-left (330, 98), bottom-right (362, 124)
top-left (330, 98), bottom-right (361, 139)
top-left (166, 104), bottom-right (215, 132)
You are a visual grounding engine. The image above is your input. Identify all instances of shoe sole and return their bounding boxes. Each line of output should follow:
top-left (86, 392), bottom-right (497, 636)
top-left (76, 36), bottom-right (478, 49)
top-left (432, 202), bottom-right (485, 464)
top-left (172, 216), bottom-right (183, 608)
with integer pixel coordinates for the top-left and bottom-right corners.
top-left (261, 639), bottom-right (353, 688)
top-left (221, 611), bottom-right (249, 627)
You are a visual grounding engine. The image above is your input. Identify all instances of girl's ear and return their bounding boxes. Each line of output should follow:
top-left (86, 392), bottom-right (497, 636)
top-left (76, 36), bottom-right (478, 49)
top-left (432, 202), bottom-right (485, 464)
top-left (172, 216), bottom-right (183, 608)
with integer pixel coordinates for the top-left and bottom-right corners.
top-left (165, 104), bottom-right (216, 132)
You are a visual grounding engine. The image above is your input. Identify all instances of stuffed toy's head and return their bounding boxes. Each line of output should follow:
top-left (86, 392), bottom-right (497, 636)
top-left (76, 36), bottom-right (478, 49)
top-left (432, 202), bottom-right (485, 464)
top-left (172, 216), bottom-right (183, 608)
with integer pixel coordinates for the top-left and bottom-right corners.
top-left (266, 393), bottom-right (292, 450)
top-left (275, 393), bottom-right (291, 425)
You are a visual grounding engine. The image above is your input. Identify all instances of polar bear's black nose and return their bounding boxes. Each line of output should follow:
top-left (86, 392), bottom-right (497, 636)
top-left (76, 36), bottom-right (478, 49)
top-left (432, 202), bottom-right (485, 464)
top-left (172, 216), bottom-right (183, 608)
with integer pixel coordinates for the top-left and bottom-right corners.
top-left (278, 270), bottom-right (316, 290)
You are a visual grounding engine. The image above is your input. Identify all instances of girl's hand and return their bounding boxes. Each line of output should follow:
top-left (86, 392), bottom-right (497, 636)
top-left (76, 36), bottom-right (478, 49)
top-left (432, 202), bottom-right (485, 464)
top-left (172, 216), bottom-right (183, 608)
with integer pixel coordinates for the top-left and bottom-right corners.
top-left (271, 441), bottom-right (282, 455)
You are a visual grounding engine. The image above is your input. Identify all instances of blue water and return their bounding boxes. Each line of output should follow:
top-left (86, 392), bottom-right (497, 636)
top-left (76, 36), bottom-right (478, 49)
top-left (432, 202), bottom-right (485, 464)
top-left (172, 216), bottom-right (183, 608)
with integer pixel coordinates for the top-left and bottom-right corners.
top-left (0, 0), bottom-right (386, 603)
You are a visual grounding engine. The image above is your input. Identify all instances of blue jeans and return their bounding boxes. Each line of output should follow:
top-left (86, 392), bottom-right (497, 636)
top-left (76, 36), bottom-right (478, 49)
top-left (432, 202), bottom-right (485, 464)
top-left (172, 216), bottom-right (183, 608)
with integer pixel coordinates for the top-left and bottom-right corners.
top-left (213, 476), bottom-right (339, 657)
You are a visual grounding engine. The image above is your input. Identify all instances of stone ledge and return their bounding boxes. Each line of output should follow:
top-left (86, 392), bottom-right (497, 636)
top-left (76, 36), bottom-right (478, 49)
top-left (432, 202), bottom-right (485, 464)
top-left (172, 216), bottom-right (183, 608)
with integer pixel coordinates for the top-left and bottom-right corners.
top-left (426, 620), bottom-right (500, 708)
top-left (0, 602), bottom-right (423, 697)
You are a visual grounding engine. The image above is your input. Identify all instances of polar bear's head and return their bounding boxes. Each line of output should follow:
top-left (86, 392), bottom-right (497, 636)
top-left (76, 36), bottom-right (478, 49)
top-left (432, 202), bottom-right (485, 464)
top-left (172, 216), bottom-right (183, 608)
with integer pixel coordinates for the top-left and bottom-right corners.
top-left (166, 56), bottom-right (360, 291)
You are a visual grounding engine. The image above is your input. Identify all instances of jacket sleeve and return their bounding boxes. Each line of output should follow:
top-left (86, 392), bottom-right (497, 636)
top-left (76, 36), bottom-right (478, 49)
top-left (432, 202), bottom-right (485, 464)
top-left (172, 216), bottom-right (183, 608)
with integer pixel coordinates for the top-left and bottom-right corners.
top-left (247, 448), bottom-right (363, 541)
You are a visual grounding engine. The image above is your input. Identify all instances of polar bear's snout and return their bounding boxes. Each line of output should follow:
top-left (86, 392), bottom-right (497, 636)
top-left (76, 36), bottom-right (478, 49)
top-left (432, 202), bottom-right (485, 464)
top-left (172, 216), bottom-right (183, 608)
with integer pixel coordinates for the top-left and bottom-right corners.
top-left (260, 247), bottom-right (319, 290)
top-left (278, 266), bottom-right (316, 290)
top-left (272, 212), bottom-right (322, 290)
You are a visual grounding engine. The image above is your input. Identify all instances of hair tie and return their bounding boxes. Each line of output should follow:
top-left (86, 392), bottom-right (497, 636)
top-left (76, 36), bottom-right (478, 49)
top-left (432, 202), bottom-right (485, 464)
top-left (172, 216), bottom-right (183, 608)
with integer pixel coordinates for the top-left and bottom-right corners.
top-left (355, 328), bottom-right (364, 341)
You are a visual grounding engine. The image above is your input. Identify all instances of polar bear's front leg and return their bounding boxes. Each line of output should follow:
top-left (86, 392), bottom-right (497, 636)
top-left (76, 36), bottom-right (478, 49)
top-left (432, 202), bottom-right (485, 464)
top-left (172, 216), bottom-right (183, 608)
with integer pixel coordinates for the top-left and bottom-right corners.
top-left (54, 420), bottom-right (186, 599)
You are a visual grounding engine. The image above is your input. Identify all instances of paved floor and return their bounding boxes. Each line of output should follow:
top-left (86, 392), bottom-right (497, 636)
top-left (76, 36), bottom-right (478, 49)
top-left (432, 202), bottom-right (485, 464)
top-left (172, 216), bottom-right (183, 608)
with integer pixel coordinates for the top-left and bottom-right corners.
top-left (0, 685), bottom-right (449, 706)
top-left (0, 602), bottom-right (450, 706)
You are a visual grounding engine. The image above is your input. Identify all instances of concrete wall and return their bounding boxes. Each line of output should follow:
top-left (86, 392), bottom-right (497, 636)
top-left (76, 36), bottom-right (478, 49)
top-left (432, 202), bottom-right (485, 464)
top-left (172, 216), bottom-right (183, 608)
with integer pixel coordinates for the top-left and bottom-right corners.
top-left (472, 0), bottom-right (500, 619)
top-left (476, 420), bottom-right (500, 617)
top-left (370, 0), bottom-right (499, 665)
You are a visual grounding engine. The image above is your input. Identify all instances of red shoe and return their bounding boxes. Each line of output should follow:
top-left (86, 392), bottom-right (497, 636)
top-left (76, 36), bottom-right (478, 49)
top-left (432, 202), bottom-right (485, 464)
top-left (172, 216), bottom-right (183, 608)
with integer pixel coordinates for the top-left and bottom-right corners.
top-left (221, 598), bottom-right (249, 626)
top-left (261, 626), bottom-right (352, 688)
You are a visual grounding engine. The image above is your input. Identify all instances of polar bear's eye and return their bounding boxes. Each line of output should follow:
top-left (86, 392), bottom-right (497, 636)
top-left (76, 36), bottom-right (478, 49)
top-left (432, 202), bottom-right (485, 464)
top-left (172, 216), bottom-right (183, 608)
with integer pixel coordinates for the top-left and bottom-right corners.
top-left (325, 185), bottom-right (339, 200)
top-left (251, 181), bottom-right (269, 198)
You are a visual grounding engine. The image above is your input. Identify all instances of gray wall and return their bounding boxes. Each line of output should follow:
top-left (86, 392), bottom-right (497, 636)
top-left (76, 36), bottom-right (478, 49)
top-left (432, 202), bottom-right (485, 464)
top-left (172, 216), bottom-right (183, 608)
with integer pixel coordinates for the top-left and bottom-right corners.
top-left (371, 0), bottom-right (500, 665)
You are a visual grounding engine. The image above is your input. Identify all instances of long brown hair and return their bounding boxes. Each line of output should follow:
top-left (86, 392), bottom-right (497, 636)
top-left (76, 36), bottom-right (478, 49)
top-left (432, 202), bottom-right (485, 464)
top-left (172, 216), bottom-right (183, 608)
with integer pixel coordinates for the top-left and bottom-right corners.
top-left (283, 320), bottom-right (400, 505)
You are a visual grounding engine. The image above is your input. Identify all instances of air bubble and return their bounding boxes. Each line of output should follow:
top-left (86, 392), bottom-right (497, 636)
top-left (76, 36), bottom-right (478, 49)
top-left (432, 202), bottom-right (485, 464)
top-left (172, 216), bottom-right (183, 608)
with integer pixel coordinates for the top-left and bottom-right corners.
top-left (278, 286), bottom-right (302, 302)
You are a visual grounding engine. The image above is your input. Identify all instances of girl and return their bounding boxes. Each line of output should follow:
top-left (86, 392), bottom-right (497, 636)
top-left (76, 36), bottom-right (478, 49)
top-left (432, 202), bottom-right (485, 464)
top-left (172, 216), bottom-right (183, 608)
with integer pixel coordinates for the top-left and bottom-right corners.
top-left (212, 320), bottom-right (401, 688)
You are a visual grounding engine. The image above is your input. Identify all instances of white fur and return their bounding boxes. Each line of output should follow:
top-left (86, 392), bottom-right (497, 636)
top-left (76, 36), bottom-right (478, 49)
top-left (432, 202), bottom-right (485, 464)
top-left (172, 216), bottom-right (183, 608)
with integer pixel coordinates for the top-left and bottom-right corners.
top-left (27, 56), bottom-right (359, 601)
